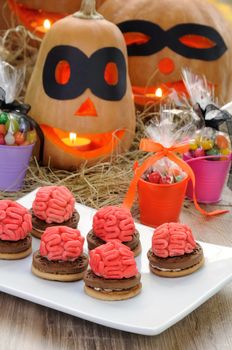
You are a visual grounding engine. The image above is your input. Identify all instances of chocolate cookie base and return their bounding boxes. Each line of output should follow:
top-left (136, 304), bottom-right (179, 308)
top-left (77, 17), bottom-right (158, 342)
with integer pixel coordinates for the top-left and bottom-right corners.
top-left (32, 251), bottom-right (88, 275)
top-left (0, 235), bottom-right (32, 260)
top-left (87, 229), bottom-right (141, 256)
top-left (147, 243), bottom-right (204, 277)
top-left (84, 270), bottom-right (142, 301)
top-left (31, 210), bottom-right (80, 239)
top-left (84, 270), bottom-right (141, 290)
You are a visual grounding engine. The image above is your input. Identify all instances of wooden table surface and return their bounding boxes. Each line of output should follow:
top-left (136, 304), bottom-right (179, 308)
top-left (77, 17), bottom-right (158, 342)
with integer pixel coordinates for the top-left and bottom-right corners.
top-left (0, 191), bottom-right (232, 350)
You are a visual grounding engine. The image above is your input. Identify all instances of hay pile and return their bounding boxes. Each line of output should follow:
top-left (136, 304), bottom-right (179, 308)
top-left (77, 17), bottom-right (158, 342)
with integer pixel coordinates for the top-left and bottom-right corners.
top-left (0, 114), bottom-right (152, 215)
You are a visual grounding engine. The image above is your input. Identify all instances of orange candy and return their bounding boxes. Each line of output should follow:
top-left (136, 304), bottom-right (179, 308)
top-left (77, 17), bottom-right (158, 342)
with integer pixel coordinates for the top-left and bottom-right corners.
top-left (0, 124), bottom-right (6, 135)
top-left (14, 131), bottom-right (25, 145)
top-left (215, 134), bottom-right (230, 149)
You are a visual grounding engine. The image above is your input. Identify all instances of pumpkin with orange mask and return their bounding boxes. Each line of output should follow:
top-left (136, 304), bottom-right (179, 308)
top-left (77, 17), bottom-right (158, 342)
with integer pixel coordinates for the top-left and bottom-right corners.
top-left (98, 0), bottom-right (232, 108)
top-left (25, 0), bottom-right (135, 170)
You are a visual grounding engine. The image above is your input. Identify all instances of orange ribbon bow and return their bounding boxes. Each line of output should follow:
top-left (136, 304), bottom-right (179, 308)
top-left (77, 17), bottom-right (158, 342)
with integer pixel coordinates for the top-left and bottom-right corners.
top-left (123, 139), bottom-right (228, 216)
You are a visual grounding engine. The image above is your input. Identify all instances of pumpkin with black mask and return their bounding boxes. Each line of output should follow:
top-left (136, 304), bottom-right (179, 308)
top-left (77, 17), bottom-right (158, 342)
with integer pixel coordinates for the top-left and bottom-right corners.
top-left (25, 0), bottom-right (135, 170)
top-left (7, 0), bottom-right (106, 37)
top-left (98, 0), bottom-right (232, 108)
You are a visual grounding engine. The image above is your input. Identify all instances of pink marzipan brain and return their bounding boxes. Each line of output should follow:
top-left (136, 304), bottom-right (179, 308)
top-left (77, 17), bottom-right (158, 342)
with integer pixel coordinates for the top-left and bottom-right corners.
top-left (40, 226), bottom-right (84, 261)
top-left (152, 223), bottom-right (196, 258)
top-left (89, 240), bottom-right (138, 279)
top-left (32, 186), bottom-right (75, 224)
top-left (0, 200), bottom-right (32, 241)
top-left (93, 206), bottom-right (135, 242)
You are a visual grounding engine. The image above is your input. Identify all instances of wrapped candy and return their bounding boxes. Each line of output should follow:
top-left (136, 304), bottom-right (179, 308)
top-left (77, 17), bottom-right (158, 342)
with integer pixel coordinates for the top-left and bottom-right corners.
top-left (0, 112), bottom-right (37, 146)
top-left (0, 61), bottom-right (43, 152)
top-left (122, 110), bottom-right (228, 228)
top-left (189, 128), bottom-right (231, 161)
top-left (143, 158), bottom-right (187, 184)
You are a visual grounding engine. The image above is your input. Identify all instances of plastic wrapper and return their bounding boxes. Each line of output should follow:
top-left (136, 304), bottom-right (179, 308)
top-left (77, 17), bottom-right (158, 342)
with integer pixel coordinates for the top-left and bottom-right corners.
top-left (0, 60), bottom-right (38, 147)
top-left (189, 127), bottom-right (231, 161)
top-left (181, 68), bottom-right (231, 130)
top-left (140, 110), bottom-right (196, 184)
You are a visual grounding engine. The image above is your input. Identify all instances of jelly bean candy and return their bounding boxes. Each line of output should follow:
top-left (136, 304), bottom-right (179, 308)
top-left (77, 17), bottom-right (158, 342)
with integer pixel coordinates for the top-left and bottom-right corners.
top-left (200, 139), bottom-right (214, 150)
top-left (220, 148), bottom-right (231, 161)
top-left (6, 118), bottom-right (19, 133)
top-left (215, 134), bottom-right (230, 149)
top-left (206, 148), bottom-right (220, 160)
top-left (189, 140), bottom-right (198, 151)
top-left (26, 129), bottom-right (37, 144)
top-left (0, 124), bottom-right (6, 135)
top-left (194, 148), bottom-right (205, 158)
top-left (14, 131), bottom-right (25, 145)
top-left (19, 117), bottom-right (30, 133)
top-left (4, 132), bottom-right (15, 145)
top-left (0, 112), bottom-right (9, 124)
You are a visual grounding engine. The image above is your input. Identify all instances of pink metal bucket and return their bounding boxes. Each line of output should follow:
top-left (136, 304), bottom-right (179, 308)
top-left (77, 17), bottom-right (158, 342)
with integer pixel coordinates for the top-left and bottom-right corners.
top-left (183, 152), bottom-right (231, 203)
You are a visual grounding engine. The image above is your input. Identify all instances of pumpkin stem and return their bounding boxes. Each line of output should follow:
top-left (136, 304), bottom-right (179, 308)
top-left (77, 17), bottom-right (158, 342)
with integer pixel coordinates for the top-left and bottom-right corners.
top-left (73, 0), bottom-right (103, 20)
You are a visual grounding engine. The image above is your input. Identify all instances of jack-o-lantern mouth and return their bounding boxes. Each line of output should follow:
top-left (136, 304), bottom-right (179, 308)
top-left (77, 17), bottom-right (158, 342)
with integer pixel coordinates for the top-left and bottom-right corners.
top-left (40, 125), bottom-right (126, 159)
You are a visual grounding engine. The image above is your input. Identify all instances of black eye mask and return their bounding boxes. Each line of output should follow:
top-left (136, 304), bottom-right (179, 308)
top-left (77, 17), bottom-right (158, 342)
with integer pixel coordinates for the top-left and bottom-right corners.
top-left (43, 46), bottom-right (127, 101)
top-left (118, 20), bottom-right (227, 60)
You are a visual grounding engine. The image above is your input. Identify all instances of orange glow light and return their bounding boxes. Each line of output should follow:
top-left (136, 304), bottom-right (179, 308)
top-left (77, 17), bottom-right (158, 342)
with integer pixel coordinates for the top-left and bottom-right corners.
top-left (43, 19), bottom-right (51, 31)
top-left (155, 88), bottom-right (163, 98)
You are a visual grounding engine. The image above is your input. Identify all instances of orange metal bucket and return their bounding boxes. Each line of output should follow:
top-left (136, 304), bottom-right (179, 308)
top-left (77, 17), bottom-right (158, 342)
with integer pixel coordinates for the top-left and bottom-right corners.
top-left (137, 176), bottom-right (189, 228)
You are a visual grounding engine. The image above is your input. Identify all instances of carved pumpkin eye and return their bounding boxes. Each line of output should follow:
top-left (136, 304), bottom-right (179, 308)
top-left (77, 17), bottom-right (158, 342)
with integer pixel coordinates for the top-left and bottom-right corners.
top-left (123, 32), bottom-right (151, 46)
top-left (179, 35), bottom-right (216, 49)
top-left (104, 62), bottom-right (119, 85)
top-left (55, 60), bottom-right (71, 85)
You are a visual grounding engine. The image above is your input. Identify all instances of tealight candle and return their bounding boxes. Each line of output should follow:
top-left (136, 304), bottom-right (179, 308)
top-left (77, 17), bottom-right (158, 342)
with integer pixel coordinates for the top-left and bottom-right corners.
top-left (146, 87), bottom-right (163, 99)
top-left (62, 133), bottom-right (91, 151)
top-left (36, 19), bottom-right (52, 34)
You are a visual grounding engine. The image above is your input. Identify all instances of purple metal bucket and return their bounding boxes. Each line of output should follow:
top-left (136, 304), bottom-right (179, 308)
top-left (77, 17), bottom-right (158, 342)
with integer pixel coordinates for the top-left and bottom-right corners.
top-left (0, 144), bottom-right (34, 192)
top-left (183, 152), bottom-right (231, 203)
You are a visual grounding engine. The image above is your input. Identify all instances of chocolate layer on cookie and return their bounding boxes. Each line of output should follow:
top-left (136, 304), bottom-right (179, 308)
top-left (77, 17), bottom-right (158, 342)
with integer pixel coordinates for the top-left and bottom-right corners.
top-left (147, 243), bottom-right (203, 271)
top-left (84, 270), bottom-right (141, 290)
top-left (31, 209), bottom-right (80, 232)
top-left (0, 236), bottom-right (32, 254)
top-left (87, 229), bottom-right (140, 251)
top-left (32, 251), bottom-right (88, 275)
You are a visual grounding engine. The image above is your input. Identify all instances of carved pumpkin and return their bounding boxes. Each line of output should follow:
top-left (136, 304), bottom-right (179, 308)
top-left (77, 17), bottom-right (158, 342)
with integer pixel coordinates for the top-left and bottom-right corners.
top-left (25, 0), bottom-right (135, 170)
top-left (8, 0), bottom-right (105, 37)
top-left (99, 0), bottom-right (232, 106)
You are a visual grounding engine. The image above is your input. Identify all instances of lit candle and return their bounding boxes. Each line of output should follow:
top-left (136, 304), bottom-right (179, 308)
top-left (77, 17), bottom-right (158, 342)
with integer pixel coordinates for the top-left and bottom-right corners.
top-left (132, 86), bottom-right (168, 108)
top-left (36, 19), bottom-right (52, 34)
top-left (146, 87), bottom-right (163, 98)
top-left (62, 132), bottom-right (91, 151)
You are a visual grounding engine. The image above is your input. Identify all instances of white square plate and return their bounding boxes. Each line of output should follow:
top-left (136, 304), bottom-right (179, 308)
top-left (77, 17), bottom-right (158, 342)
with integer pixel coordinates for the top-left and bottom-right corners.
top-left (0, 189), bottom-right (232, 336)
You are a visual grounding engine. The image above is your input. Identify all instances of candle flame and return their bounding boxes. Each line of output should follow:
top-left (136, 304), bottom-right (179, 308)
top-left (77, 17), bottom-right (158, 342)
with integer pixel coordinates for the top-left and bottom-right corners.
top-left (69, 132), bottom-right (77, 144)
top-left (155, 88), bottom-right (163, 98)
top-left (43, 19), bottom-right (51, 30)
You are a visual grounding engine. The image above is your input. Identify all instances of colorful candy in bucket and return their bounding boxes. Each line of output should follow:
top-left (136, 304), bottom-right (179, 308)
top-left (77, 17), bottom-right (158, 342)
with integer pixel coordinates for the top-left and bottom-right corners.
top-left (189, 127), bottom-right (231, 161)
top-left (184, 127), bottom-right (232, 203)
top-left (0, 60), bottom-right (42, 191)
